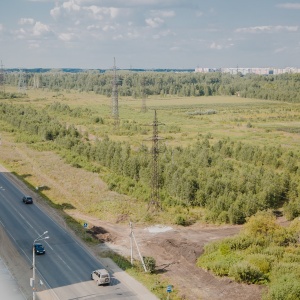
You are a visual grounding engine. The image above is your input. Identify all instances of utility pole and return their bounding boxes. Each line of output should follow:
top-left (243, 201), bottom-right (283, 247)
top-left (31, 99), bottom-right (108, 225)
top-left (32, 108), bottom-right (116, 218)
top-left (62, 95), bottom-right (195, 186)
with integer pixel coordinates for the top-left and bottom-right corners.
top-left (18, 70), bottom-right (26, 93)
top-left (146, 110), bottom-right (164, 211)
top-left (140, 75), bottom-right (147, 112)
top-left (111, 57), bottom-right (119, 129)
top-left (32, 231), bottom-right (49, 300)
top-left (0, 60), bottom-right (5, 93)
top-left (33, 73), bottom-right (40, 89)
top-left (129, 222), bottom-right (147, 272)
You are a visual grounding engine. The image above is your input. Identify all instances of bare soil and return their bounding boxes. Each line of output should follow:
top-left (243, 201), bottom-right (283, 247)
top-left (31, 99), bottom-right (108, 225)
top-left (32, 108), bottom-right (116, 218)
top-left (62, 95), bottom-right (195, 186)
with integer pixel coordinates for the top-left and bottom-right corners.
top-left (0, 134), bottom-right (266, 300)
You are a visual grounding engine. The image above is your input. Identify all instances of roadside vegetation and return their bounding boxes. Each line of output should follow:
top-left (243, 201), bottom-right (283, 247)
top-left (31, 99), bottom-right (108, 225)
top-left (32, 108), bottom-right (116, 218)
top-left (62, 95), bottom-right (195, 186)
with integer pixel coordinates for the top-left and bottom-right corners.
top-left (1, 71), bottom-right (300, 299)
top-left (198, 211), bottom-right (300, 300)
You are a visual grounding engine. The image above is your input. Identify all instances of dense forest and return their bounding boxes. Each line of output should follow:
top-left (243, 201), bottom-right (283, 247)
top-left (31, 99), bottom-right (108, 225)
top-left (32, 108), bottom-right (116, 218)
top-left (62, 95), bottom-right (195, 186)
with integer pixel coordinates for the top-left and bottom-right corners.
top-left (4, 71), bottom-right (300, 102)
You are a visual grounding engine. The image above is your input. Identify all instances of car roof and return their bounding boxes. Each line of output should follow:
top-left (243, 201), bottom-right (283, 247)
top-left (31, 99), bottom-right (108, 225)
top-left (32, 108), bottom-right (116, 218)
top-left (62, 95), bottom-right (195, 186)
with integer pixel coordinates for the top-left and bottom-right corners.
top-left (94, 269), bottom-right (109, 274)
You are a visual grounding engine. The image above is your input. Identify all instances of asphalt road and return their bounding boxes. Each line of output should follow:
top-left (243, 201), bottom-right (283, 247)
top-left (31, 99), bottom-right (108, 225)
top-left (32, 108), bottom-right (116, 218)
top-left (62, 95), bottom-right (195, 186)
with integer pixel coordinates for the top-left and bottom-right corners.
top-left (0, 171), bottom-right (154, 300)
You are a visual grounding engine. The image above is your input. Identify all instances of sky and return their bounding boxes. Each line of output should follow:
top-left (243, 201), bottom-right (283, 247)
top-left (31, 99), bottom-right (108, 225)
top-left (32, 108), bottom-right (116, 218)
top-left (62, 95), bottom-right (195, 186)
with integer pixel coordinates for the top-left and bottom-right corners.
top-left (0, 0), bottom-right (299, 69)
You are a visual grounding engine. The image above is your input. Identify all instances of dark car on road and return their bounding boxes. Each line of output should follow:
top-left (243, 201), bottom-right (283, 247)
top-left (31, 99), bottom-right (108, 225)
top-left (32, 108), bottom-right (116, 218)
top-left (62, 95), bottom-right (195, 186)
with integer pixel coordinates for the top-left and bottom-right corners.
top-left (22, 196), bottom-right (33, 204)
top-left (33, 243), bottom-right (45, 255)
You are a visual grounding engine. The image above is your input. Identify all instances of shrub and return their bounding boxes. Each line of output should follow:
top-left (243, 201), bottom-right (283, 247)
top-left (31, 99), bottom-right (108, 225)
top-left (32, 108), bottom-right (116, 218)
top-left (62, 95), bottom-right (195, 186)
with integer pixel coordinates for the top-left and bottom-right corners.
top-left (245, 253), bottom-right (273, 273)
top-left (262, 246), bottom-right (285, 259)
top-left (143, 256), bottom-right (156, 274)
top-left (198, 252), bottom-right (241, 276)
top-left (283, 199), bottom-right (300, 220)
top-left (228, 261), bottom-right (267, 284)
top-left (282, 253), bottom-right (300, 263)
top-left (174, 215), bottom-right (187, 226)
top-left (265, 274), bottom-right (300, 300)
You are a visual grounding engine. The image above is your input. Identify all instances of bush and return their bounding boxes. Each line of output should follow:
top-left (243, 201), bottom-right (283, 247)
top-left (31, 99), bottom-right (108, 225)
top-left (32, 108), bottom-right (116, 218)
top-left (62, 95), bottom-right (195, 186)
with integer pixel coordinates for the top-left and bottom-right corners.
top-left (143, 256), bottom-right (156, 274)
top-left (174, 215), bottom-right (187, 226)
top-left (265, 274), bottom-right (300, 300)
top-left (262, 246), bottom-right (285, 259)
top-left (283, 199), bottom-right (300, 220)
top-left (245, 253), bottom-right (273, 273)
top-left (198, 252), bottom-right (241, 276)
top-left (228, 261), bottom-right (267, 284)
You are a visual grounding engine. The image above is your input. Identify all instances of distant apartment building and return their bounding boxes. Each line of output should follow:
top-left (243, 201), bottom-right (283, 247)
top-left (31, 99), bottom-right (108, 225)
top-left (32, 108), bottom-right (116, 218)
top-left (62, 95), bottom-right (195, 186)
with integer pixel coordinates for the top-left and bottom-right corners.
top-left (195, 67), bottom-right (300, 75)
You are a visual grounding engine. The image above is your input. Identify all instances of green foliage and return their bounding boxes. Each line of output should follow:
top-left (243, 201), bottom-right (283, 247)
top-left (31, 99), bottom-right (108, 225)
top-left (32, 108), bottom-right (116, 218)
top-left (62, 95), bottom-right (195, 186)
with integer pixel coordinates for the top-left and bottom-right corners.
top-left (228, 261), bottom-right (267, 284)
top-left (2, 99), bottom-right (300, 224)
top-left (198, 213), bottom-right (300, 299)
top-left (245, 253), bottom-right (273, 273)
top-left (143, 256), bottom-right (156, 274)
top-left (5, 71), bottom-right (300, 101)
top-left (174, 215), bottom-right (187, 226)
top-left (264, 274), bottom-right (300, 300)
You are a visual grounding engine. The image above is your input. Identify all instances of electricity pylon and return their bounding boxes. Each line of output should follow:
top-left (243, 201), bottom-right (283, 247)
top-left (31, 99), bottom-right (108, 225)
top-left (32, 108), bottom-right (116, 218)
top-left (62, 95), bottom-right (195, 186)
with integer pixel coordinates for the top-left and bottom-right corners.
top-left (146, 110), bottom-right (164, 211)
top-left (140, 75), bottom-right (147, 112)
top-left (0, 60), bottom-right (5, 93)
top-left (111, 57), bottom-right (119, 129)
top-left (18, 70), bottom-right (26, 93)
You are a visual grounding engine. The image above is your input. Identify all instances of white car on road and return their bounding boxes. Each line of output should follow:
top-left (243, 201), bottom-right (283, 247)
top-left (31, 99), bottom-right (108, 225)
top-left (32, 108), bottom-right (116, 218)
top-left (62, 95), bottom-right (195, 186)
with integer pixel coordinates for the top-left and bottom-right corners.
top-left (91, 269), bottom-right (110, 286)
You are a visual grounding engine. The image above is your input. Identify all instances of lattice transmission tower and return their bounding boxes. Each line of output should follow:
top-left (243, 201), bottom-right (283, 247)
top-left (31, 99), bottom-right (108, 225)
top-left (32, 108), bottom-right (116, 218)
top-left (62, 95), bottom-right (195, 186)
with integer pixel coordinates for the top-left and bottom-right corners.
top-left (0, 60), bottom-right (5, 93)
top-left (147, 110), bottom-right (164, 211)
top-left (111, 57), bottom-right (120, 128)
top-left (33, 73), bottom-right (40, 89)
top-left (140, 75), bottom-right (147, 112)
top-left (18, 70), bottom-right (26, 93)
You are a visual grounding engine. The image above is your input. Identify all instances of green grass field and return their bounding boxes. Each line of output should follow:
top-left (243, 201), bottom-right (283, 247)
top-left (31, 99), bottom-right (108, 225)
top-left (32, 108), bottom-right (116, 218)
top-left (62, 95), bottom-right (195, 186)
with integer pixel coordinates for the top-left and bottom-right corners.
top-left (5, 86), bottom-right (300, 151)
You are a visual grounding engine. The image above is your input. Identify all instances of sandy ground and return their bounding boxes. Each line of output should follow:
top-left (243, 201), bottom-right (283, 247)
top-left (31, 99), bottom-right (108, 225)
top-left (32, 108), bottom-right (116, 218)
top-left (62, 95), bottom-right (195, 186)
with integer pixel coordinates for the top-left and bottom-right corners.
top-left (0, 134), bottom-right (266, 300)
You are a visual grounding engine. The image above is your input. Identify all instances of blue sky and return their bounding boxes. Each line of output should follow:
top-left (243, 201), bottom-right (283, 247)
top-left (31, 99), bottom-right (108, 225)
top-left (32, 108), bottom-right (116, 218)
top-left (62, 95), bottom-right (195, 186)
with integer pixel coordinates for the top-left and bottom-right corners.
top-left (0, 0), bottom-right (299, 69)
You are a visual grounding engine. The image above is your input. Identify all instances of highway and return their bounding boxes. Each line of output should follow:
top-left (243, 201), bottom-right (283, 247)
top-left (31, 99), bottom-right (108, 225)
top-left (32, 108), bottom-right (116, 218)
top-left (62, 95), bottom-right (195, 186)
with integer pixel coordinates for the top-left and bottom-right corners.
top-left (0, 171), bottom-right (153, 300)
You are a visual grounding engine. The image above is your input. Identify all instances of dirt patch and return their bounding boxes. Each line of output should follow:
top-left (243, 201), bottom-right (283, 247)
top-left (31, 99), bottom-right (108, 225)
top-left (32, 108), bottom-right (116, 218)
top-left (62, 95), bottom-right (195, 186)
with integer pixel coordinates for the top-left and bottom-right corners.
top-left (87, 226), bottom-right (116, 243)
top-left (70, 212), bottom-right (266, 300)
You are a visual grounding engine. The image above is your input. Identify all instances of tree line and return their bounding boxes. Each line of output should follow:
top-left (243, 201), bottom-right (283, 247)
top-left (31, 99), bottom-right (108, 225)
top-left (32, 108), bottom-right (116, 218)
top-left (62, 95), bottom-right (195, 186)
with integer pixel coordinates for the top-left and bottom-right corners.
top-left (4, 71), bottom-right (300, 102)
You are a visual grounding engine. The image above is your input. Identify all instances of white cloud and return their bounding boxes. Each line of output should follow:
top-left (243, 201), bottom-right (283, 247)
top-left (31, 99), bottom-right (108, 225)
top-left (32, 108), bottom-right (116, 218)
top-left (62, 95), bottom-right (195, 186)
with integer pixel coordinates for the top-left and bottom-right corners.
top-left (50, 7), bottom-right (61, 19)
top-left (62, 0), bottom-right (81, 12)
top-left (58, 32), bottom-right (75, 41)
top-left (210, 42), bottom-right (222, 50)
top-left (153, 29), bottom-right (173, 39)
top-left (84, 6), bottom-right (121, 20)
top-left (15, 28), bottom-right (27, 39)
top-left (32, 22), bottom-right (51, 36)
top-left (196, 11), bottom-right (203, 17)
top-left (274, 47), bottom-right (288, 53)
top-left (28, 42), bottom-right (40, 49)
top-left (150, 10), bottom-right (175, 18)
top-left (235, 25), bottom-right (299, 33)
top-left (19, 18), bottom-right (35, 25)
top-left (145, 17), bottom-right (164, 28)
top-left (276, 3), bottom-right (300, 9)
top-left (102, 24), bottom-right (117, 32)
top-left (0, 24), bottom-right (3, 32)
top-left (76, 0), bottom-right (182, 6)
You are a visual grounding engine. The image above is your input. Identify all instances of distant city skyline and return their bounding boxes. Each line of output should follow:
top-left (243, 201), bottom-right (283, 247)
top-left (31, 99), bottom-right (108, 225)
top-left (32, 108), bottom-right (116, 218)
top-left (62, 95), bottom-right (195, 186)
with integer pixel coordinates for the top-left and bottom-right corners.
top-left (0, 1), bottom-right (300, 69)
